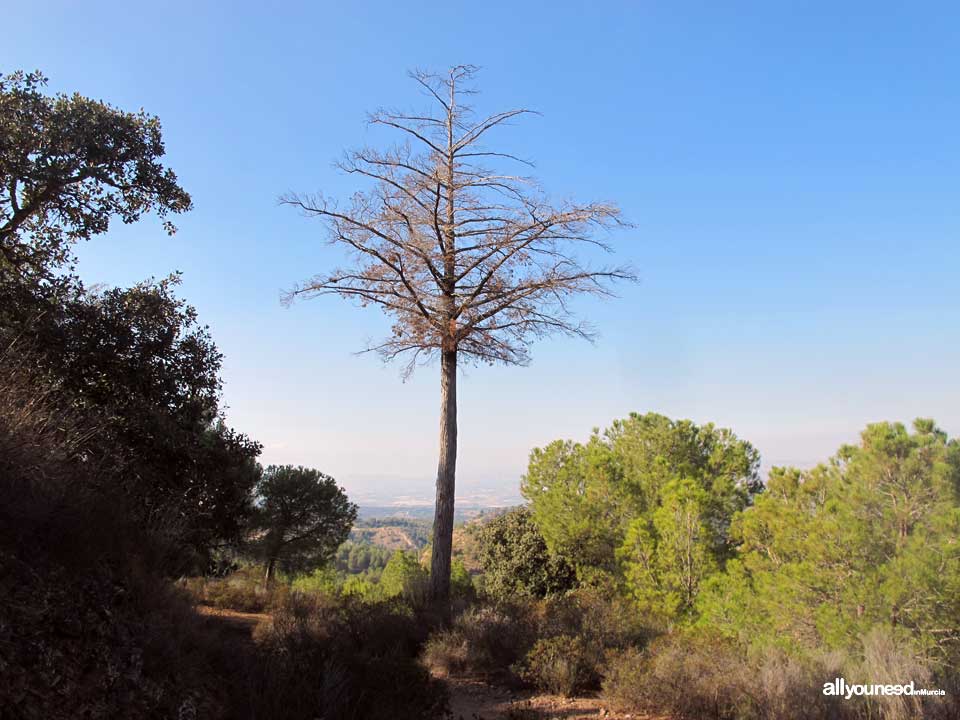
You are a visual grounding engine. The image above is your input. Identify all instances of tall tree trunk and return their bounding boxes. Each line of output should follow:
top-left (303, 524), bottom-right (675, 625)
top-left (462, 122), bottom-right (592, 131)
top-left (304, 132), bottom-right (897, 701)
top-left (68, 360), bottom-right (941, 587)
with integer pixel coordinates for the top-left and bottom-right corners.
top-left (429, 348), bottom-right (458, 604)
top-left (264, 555), bottom-right (277, 583)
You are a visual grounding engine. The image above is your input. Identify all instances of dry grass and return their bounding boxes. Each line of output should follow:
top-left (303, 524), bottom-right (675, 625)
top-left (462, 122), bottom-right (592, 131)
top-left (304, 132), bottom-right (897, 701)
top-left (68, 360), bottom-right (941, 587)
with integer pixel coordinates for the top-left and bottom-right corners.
top-left (601, 628), bottom-right (959, 720)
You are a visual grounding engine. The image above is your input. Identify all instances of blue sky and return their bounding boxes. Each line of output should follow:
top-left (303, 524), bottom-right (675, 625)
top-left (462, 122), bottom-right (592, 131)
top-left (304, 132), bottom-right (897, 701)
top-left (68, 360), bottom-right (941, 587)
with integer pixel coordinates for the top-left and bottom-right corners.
top-left (6, 2), bottom-right (959, 503)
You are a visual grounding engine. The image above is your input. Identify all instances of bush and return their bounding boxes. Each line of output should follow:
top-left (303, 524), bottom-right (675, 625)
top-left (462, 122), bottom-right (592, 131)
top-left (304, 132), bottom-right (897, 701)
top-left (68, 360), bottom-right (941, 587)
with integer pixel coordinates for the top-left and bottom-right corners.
top-left (422, 602), bottom-right (539, 680)
top-left (423, 588), bottom-right (654, 693)
top-left (515, 635), bottom-right (593, 696)
top-left (1, 275), bottom-right (263, 559)
top-left (380, 550), bottom-right (430, 607)
top-left (180, 567), bottom-right (286, 613)
top-left (603, 631), bottom-right (754, 719)
top-left (854, 627), bottom-right (956, 720)
top-left (246, 594), bottom-right (448, 720)
top-left (601, 629), bottom-right (960, 720)
top-left (422, 630), bottom-right (470, 678)
top-left (475, 506), bottom-right (576, 602)
top-left (601, 646), bottom-right (647, 711)
top-left (0, 546), bottom-right (246, 720)
top-left (0, 357), bottom-right (238, 718)
top-left (528, 586), bottom-right (652, 692)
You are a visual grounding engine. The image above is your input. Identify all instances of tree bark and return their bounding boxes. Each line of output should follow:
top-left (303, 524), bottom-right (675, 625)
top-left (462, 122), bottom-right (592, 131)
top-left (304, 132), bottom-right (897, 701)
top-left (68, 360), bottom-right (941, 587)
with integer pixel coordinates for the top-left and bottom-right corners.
top-left (429, 348), bottom-right (458, 604)
top-left (264, 555), bottom-right (277, 583)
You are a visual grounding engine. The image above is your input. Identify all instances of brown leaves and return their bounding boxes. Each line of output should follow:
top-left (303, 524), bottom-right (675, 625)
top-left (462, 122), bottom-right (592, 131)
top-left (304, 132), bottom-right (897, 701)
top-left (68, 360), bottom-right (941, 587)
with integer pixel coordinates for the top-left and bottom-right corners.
top-left (284, 66), bottom-right (635, 372)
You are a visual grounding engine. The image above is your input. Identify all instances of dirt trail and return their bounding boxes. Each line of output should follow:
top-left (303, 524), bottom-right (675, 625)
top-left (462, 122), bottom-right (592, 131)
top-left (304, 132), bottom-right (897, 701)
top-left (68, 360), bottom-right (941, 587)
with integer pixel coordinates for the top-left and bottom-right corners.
top-left (195, 605), bottom-right (270, 642)
top-left (194, 605), bottom-right (654, 720)
top-left (442, 675), bottom-right (654, 720)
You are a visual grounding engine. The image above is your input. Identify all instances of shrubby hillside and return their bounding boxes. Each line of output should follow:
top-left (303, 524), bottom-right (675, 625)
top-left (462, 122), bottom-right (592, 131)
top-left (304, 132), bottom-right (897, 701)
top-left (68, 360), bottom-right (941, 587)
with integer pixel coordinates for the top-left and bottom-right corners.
top-left (3, 67), bottom-right (958, 720)
top-left (437, 413), bottom-right (960, 719)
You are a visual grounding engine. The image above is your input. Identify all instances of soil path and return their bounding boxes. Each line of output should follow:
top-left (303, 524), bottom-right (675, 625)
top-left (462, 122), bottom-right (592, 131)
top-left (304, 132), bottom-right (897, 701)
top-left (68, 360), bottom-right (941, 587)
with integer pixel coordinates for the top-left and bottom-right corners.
top-left (194, 605), bottom-right (656, 720)
top-left (195, 605), bottom-right (270, 643)
top-left (442, 675), bottom-right (656, 720)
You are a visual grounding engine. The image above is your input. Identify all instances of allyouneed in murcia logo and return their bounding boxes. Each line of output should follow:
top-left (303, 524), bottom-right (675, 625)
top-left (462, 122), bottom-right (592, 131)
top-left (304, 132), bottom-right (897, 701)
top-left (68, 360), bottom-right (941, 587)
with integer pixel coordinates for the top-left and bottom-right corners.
top-left (823, 677), bottom-right (946, 700)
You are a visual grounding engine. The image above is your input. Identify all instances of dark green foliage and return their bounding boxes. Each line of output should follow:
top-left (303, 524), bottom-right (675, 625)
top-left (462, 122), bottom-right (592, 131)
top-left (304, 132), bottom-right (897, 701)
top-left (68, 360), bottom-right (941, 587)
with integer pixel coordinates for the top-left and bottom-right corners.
top-left (698, 419), bottom-right (960, 664)
top-left (0, 331), bottom-right (440, 720)
top-left (474, 506), bottom-right (576, 600)
top-left (0, 551), bottom-right (245, 720)
top-left (0, 354), bottom-right (238, 719)
top-left (0, 272), bottom-right (262, 558)
top-left (0, 70), bottom-right (191, 274)
top-left (0, 70), bottom-right (237, 557)
top-left (522, 412), bottom-right (760, 615)
top-left (250, 465), bottom-right (357, 580)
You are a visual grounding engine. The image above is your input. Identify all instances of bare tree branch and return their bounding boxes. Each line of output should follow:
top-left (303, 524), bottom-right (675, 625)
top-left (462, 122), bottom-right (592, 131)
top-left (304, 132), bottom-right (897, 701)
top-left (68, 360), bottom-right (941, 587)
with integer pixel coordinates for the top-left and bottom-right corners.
top-left (281, 66), bottom-right (635, 602)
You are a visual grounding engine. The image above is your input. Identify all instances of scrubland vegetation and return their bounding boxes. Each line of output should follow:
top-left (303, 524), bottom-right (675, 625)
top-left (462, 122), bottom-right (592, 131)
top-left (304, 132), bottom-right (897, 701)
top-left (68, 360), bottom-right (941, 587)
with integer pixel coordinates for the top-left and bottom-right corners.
top-left (2, 67), bottom-right (958, 720)
top-left (0, 272), bottom-right (449, 718)
top-left (174, 414), bottom-right (960, 720)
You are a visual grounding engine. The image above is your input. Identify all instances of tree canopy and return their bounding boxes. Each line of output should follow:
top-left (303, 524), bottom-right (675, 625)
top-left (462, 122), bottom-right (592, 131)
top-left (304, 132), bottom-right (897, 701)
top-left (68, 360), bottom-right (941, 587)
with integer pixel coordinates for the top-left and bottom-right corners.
top-left (282, 65), bottom-right (632, 372)
top-left (283, 65), bottom-right (633, 603)
top-left (1, 272), bottom-right (261, 556)
top-left (379, 550), bottom-right (429, 599)
top-left (522, 412), bottom-right (760, 608)
top-left (252, 465), bottom-right (357, 580)
top-left (698, 419), bottom-right (960, 666)
top-left (0, 70), bottom-right (191, 275)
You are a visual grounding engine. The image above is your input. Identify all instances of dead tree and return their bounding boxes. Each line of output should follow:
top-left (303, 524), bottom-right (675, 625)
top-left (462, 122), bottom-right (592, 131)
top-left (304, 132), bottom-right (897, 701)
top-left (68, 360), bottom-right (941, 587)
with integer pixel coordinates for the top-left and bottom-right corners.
top-left (282, 65), bottom-right (634, 603)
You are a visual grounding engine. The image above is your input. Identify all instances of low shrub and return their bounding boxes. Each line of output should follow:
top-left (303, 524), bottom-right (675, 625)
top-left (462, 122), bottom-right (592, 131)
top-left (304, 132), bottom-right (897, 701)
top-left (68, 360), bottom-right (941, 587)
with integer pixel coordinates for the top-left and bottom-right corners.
top-left (0, 549), bottom-right (248, 720)
top-left (245, 593), bottom-right (448, 720)
top-left (600, 646), bottom-right (647, 711)
top-left (423, 588), bottom-right (654, 692)
top-left (180, 567), bottom-right (288, 613)
top-left (601, 631), bottom-right (820, 720)
top-left (422, 601), bottom-right (539, 680)
top-left (514, 635), bottom-right (593, 696)
top-left (602, 631), bottom-right (756, 719)
top-left (538, 586), bottom-right (652, 689)
top-left (602, 628), bottom-right (959, 720)
top-left (422, 629), bottom-right (470, 677)
top-left (853, 627), bottom-right (957, 720)
top-left (0, 359), bottom-right (239, 719)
